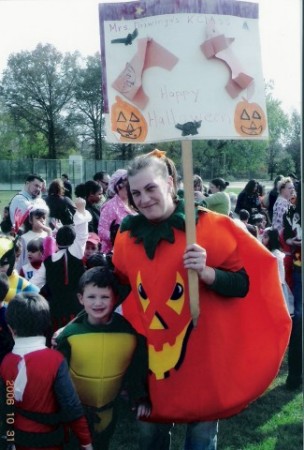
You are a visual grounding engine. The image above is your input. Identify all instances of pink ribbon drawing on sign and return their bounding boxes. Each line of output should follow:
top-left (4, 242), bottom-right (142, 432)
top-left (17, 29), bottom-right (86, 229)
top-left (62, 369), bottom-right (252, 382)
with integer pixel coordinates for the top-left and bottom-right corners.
top-left (112, 38), bottom-right (179, 109)
top-left (201, 19), bottom-right (254, 98)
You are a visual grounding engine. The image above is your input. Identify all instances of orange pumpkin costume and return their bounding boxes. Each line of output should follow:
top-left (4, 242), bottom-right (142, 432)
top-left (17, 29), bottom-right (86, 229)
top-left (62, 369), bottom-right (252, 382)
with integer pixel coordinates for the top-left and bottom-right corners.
top-left (113, 203), bottom-right (291, 422)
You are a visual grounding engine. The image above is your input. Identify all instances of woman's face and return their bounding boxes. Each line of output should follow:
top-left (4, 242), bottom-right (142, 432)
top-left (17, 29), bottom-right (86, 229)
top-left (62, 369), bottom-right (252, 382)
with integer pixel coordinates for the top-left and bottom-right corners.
top-left (281, 182), bottom-right (294, 200)
top-left (209, 183), bottom-right (218, 194)
top-left (129, 166), bottom-right (175, 222)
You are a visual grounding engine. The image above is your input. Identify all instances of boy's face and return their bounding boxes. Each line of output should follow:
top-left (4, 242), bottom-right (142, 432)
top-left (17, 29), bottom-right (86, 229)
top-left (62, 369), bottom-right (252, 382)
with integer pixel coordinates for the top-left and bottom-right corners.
top-left (78, 283), bottom-right (117, 325)
top-left (27, 249), bottom-right (43, 264)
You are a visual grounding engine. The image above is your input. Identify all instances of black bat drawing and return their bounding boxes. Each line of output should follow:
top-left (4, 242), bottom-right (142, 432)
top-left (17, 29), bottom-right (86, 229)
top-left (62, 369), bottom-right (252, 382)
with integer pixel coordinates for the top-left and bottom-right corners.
top-left (111, 28), bottom-right (138, 46)
top-left (175, 121), bottom-right (202, 136)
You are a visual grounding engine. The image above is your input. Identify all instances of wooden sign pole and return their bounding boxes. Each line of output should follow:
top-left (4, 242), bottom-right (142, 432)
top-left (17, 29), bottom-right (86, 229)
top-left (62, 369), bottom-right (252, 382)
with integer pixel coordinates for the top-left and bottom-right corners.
top-left (181, 140), bottom-right (200, 326)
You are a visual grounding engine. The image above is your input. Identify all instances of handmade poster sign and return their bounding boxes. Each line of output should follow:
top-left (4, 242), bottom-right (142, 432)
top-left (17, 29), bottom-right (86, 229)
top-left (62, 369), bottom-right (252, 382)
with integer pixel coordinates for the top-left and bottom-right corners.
top-left (99, 0), bottom-right (268, 143)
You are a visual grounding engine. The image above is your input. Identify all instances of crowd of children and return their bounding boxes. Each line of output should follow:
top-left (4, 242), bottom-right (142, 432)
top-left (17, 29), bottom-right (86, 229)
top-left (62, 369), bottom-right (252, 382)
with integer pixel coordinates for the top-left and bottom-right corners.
top-left (0, 167), bottom-right (301, 449)
top-left (0, 170), bottom-right (149, 450)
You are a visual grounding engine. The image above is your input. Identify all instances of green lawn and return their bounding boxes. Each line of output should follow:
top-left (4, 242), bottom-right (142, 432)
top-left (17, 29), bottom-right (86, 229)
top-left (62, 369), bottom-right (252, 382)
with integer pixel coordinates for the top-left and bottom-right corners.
top-left (0, 191), bottom-right (19, 210)
top-left (110, 357), bottom-right (302, 450)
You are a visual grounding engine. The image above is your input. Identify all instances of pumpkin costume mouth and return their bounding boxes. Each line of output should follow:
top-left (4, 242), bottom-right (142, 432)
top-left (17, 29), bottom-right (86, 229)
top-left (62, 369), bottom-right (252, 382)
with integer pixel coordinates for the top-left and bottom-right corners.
top-left (149, 320), bottom-right (193, 380)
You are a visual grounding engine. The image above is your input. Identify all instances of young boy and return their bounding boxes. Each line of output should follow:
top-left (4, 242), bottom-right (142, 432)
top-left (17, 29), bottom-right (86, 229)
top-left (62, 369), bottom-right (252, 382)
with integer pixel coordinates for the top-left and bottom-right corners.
top-left (0, 292), bottom-right (93, 450)
top-left (56, 267), bottom-right (151, 450)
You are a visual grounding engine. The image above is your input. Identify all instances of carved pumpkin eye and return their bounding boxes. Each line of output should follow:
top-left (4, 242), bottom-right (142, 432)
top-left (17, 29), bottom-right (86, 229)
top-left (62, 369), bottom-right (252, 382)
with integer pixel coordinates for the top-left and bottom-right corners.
top-left (166, 274), bottom-right (185, 314)
top-left (138, 283), bottom-right (147, 300)
top-left (137, 273), bottom-right (150, 312)
top-left (170, 283), bottom-right (184, 300)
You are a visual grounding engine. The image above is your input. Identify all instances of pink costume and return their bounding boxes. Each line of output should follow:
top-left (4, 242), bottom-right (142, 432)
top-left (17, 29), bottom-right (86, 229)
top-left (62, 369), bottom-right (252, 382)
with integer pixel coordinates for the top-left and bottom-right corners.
top-left (98, 195), bottom-right (135, 254)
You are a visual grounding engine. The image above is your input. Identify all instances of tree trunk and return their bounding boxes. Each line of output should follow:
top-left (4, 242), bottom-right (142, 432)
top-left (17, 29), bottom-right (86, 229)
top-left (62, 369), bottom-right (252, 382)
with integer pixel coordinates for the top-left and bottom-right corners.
top-left (48, 119), bottom-right (57, 159)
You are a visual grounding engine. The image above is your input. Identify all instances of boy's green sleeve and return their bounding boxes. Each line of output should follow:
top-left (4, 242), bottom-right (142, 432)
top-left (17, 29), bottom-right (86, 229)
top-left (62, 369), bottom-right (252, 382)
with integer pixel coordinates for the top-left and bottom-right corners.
top-left (56, 333), bottom-right (71, 365)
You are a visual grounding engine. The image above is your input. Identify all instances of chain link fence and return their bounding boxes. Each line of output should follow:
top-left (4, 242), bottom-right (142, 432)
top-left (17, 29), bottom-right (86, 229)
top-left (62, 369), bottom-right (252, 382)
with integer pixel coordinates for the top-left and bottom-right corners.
top-left (0, 159), bottom-right (129, 191)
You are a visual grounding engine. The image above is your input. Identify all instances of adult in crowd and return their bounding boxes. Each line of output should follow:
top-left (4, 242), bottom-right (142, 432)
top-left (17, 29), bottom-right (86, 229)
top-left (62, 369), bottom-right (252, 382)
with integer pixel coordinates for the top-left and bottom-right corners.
top-left (61, 173), bottom-right (73, 199)
top-left (45, 178), bottom-right (76, 227)
top-left (264, 175), bottom-right (284, 222)
top-left (9, 174), bottom-right (46, 227)
top-left (203, 177), bottom-right (231, 216)
top-left (93, 170), bottom-right (111, 203)
top-left (112, 151), bottom-right (290, 450)
top-left (272, 176), bottom-right (294, 233)
top-left (288, 172), bottom-right (300, 193)
top-left (234, 179), bottom-right (262, 223)
top-left (75, 180), bottom-right (102, 234)
top-left (98, 169), bottom-right (135, 254)
top-left (193, 174), bottom-right (208, 202)
top-left (283, 186), bottom-right (302, 390)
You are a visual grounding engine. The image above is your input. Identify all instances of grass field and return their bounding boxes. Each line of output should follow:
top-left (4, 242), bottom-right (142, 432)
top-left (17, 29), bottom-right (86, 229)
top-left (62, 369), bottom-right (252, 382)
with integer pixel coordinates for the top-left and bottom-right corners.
top-left (110, 356), bottom-right (302, 450)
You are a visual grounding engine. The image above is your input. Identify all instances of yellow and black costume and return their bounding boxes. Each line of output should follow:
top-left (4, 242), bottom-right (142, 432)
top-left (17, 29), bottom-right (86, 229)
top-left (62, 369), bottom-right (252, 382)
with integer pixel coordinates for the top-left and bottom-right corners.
top-left (56, 311), bottom-right (149, 449)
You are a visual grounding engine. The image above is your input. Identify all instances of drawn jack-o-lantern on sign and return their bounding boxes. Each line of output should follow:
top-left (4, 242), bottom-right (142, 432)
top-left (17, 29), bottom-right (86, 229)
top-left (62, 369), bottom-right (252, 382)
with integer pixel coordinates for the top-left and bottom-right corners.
top-left (111, 96), bottom-right (148, 142)
top-left (234, 99), bottom-right (266, 137)
top-left (136, 271), bottom-right (192, 381)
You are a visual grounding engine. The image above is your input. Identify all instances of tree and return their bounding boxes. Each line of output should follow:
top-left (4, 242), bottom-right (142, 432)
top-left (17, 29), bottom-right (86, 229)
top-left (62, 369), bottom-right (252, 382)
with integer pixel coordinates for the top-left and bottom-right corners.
top-left (70, 54), bottom-right (105, 160)
top-left (265, 81), bottom-right (290, 180)
top-left (285, 109), bottom-right (301, 176)
top-left (0, 43), bottom-right (80, 159)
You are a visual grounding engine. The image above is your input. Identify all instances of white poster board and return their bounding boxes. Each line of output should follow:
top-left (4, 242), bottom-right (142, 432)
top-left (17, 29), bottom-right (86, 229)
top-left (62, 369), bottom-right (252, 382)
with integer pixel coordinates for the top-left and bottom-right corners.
top-left (99, 0), bottom-right (268, 144)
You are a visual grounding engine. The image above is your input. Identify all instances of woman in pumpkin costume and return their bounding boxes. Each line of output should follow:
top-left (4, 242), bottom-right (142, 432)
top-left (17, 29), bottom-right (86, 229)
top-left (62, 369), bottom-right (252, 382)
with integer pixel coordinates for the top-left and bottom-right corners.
top-left (112, 151), bottom-right (291, 450)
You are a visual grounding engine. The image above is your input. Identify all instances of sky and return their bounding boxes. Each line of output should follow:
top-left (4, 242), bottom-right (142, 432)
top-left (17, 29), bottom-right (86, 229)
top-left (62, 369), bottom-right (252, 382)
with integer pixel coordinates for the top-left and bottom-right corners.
top-left (0, 0), bottom-right (301, 115)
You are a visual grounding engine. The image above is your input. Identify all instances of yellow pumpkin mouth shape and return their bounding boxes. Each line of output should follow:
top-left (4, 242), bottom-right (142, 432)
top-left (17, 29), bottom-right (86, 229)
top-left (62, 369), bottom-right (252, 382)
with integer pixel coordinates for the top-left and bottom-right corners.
top-left (148, 320), bottom-right (192, 380)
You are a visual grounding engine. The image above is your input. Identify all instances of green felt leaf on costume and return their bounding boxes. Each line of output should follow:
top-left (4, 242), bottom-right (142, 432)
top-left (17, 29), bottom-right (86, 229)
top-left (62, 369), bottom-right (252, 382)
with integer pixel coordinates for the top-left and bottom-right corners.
top-left (120, 199), bottom-right (203, 259)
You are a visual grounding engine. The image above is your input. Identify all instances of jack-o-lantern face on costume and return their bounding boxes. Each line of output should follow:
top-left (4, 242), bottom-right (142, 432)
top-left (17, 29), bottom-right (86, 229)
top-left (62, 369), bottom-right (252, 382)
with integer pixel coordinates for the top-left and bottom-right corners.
top-left (136, 271), bottom-right (192, 380)
top-left (111, 96), bottom-right (148, 142)
top-left (234, 100), bottom-right (266, 137)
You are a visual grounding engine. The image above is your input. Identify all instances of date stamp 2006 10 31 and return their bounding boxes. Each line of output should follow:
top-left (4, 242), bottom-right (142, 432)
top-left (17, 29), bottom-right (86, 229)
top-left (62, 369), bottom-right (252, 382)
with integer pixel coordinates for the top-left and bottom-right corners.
top-left (5, 380), bottom-right (15, 448)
